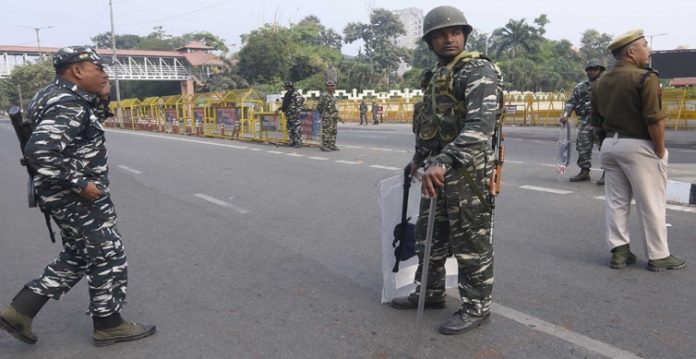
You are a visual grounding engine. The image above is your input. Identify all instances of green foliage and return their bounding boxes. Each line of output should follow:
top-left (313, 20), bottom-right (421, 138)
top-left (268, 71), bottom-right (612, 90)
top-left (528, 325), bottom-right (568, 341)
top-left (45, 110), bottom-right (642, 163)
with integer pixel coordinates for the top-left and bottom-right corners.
top-left (0, 58), bottom-right (54, 110)
top-left (580, 29), bottom-right (613, 65)
top-left (343, 8), bottom-right (408, 74)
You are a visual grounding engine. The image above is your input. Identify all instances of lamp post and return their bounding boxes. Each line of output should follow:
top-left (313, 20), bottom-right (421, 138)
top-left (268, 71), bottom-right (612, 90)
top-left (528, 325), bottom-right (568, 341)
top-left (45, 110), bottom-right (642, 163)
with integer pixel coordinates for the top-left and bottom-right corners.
top-left (108, 0), bottom-right (123, 126)
top-left (646, 33), bottom-right (667, 67)
top-left (22, 25), bottom-right (53, 58)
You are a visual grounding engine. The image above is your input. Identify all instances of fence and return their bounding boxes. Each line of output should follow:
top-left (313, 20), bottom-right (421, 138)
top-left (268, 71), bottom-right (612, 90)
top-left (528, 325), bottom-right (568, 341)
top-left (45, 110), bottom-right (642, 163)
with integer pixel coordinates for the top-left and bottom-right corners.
top-left (107, 88), bottom-right (696, 141)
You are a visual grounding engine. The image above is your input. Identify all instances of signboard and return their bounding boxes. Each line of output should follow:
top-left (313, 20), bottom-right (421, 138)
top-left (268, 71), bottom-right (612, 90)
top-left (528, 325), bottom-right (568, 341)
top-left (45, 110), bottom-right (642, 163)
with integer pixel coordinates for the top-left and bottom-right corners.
top-left (215, 107), bottom-right (240, 128)
top-left (260, 114), bottom-right (278, 131)
top-left (193, 108), bottom-right (204, 124)
top-left (505, 105), bottom-right (518, 115)
top-left (299, 110), bottom-right (320, 137)
top-left (165, 109), bottom-right (177, 123)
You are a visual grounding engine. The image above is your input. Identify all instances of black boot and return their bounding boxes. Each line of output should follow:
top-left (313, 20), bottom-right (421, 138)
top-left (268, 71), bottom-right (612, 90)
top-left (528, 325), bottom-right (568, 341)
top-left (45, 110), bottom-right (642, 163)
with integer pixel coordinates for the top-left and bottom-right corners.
top-left (569, 168), bottom-right (591, 182)
top-left (390, 293), bottom-right (445, 310)
top-left (596, 171), bottom-right (605, 185)
top-left (438, 310), bottom-right (490, 335)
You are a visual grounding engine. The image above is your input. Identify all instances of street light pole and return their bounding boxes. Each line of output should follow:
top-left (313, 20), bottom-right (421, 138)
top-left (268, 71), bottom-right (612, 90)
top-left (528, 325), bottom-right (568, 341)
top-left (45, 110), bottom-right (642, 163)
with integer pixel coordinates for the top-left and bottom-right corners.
top-left (646, 33), bottom-right (667, 67)
top-left (22, 25), bottom-right (53, 58)
top-left (108, 0), bottom-right (123, 126)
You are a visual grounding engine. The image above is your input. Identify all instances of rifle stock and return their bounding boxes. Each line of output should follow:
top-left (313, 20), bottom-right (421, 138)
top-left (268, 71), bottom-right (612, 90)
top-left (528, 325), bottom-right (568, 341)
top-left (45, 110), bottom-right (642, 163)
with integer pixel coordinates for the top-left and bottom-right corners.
top-left (489, 126), bottom-right (504, 198)
top-left (8, 105), bottom-right (37, 207)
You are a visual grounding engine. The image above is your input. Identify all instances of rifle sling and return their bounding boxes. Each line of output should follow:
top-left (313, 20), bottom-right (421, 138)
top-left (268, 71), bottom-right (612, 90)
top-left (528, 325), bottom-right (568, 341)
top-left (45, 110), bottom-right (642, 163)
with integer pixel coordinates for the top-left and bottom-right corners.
top-left (461, 169), bottom-right (492, 214)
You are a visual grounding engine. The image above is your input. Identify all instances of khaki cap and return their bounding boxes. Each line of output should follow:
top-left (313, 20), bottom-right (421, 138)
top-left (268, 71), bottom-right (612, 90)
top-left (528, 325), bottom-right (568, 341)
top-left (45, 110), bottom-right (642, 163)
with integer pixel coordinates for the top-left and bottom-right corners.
top-left (607, 29), bottom-right (644, 52)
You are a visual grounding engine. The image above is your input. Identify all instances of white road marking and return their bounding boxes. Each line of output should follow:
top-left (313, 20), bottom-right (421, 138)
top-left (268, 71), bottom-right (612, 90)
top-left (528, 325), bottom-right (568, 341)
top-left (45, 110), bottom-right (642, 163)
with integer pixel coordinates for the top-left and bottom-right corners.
top-left (506, 160), bottom-right (525, 164)
top-left (335, 160), bottom-right (362, 165)
top-left (267, 150), bottom-right (284, 154)
top-left (342, 145), bottom-right (364, 149)
top-left (117, 165), bottom-right (142, 174)
top-left (193, 193), bottom-right (250, 214)
top-left (594, 196), bottom-right (696, 213)
top-left (370, 165), bottom-right (400, 171)
top-left (249, 148), bottom-right (262, 151)
top-left (286, 153), bottom-right (305, 157)
top-left (492, 303), bottom-right (643, 359)
top-left (520, 185), bottom-right (573, 195)
top-left (308, 156), bottom-right (329, 161)
top-left (369, 147), bottom-right (395, 152)
top-left (540, 163), bottom-right (557, 167)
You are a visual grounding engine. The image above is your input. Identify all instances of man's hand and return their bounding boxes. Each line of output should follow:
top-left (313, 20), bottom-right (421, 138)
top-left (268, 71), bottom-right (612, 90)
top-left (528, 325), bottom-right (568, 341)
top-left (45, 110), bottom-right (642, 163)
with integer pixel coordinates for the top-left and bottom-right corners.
top-left (406, 161), bottom-right (421, 182)
top-left (80, 182), bottom-right (102, 201)
top-left (422, 164), bottom-right (446, 198)
top-left (559, 116), bottom-right (568, 125)
top-left (655, 147), bottom-right (666, 159)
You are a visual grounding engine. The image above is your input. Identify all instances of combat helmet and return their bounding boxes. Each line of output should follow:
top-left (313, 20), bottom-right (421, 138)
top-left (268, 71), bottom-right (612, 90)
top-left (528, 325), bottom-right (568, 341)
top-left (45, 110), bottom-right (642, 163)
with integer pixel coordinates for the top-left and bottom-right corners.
top-left (422, 6), bottom-right (473, 41)
top-left (585, 58), bottom-right (606, 71)
top-left (284, 81), bottom-right (293, 87)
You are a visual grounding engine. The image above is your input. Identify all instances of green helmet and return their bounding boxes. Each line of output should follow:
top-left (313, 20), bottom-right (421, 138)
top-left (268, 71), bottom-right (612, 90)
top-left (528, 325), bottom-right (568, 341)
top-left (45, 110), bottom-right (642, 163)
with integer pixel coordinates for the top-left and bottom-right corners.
top-left (585, 59), bottom-right (606, 71)
top-left (422, 6), bottom-right (473, 41)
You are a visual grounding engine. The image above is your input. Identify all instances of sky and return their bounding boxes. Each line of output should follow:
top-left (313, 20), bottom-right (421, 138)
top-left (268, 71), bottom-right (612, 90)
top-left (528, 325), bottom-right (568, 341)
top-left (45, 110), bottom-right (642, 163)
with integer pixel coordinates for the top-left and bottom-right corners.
top-left (0, 0), bottom-right (692, 54)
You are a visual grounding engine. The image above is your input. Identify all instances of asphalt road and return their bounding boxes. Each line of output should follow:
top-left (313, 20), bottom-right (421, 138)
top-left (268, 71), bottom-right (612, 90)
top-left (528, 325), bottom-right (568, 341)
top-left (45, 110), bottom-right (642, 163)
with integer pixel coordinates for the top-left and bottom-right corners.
top-left (0, 120), bottom-right (694, 358)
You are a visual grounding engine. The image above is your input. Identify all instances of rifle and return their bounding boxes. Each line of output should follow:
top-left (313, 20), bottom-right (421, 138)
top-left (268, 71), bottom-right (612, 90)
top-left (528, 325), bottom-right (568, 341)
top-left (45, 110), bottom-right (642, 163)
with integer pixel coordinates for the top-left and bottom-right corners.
top-left (488, 123), bottom-right (504, 201)
top-left (9, 105), bottom-right (56, 242)
top-left (9, 106), bottom-right (37, 208)
top-left (391, 165), bottom-right (416, 272)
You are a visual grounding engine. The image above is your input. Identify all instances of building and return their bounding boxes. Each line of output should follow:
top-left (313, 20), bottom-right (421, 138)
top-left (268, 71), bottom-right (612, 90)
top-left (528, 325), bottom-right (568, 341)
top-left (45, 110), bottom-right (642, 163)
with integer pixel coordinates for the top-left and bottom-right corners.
top-left (392, 7), bottom-right (423, 50)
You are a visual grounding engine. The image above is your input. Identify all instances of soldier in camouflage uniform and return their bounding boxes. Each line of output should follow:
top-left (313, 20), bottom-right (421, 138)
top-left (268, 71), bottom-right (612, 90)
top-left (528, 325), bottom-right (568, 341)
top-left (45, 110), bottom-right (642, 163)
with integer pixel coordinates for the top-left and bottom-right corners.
top-left (279, 81), bottom-right (305, 148)
top-left (359, 100), bottom-right (368, 125)
top-left (317, 81), bottom-right (341, 151)
top-left (0, 46), bottom-right (155, 347)
top-left (560, 59), bottom-right (606, 183)
top-left (390, 6), bottom-right (504, 336)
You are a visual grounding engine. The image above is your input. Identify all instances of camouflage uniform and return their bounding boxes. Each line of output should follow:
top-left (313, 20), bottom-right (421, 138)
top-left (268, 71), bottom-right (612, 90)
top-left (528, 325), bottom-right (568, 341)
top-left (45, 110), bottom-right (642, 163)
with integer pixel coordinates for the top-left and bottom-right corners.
top-left (281, 89), bottom-right (305, 146)
top-left (22, 77), bottom-right (127, 318)
top-left (563, 80), bottom-right (596, 170)
top-left (411, 51), bottom-right (503, 316)
top-left (317, 91), bottom-right (339, 150)
top-left (371, 102), bottom-right (379, 125)
top-left (359, 101), bottom-right (368, 125)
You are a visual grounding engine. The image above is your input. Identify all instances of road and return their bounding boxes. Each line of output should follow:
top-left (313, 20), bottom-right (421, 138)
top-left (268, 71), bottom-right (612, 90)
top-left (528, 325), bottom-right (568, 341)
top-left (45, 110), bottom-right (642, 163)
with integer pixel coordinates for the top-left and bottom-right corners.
top-left (0, 120), bottom-right (694, 358)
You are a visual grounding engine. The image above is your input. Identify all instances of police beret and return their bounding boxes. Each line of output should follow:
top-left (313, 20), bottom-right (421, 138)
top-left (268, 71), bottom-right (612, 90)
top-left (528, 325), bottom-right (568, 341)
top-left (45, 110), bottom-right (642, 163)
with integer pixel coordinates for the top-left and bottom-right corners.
top-left (53, 46), bottom-right (113, 69)
top-left (607, 29), bottom-right (644, 52)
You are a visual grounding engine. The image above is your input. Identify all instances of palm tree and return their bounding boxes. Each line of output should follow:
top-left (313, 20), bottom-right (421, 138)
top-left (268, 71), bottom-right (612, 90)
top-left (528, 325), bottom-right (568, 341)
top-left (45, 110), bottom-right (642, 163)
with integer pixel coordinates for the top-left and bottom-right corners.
top-left (490, 19), bottom-right (540, 59)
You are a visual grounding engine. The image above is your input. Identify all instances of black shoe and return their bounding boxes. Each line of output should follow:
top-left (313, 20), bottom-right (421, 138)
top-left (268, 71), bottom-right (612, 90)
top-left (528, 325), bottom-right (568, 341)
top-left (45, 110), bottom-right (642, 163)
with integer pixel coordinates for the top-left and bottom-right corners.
top-left (647, 255), bottom-right (686, 272)
top-left (320, 147), bottom-right (331, 152)
top-left (390, 293), bottom-right (445, 310)
top-left (596, 171), bottom-right (605, 185)
top-left (438, 310), bottom-right (490, 335)
top-left (569, 169), bottom-right (591, 182)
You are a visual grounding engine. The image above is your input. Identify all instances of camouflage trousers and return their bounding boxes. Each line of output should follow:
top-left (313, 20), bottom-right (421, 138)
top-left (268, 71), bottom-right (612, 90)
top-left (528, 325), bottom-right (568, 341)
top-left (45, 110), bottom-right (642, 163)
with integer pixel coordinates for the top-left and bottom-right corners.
top-left (321, 116), bottom-right (338, 149)
top-left (372, 114), bottom-right (379, 125)
top-left (576, 118), bottom-right (596, 169)
top-left (359, 112), bottom-right (368, 125)
top-left (287, 116), bottom-right (303, 146)
top-left (413, 149), bottom-right (494, 316)
top-left (26, 190), bottom-right (128, 318)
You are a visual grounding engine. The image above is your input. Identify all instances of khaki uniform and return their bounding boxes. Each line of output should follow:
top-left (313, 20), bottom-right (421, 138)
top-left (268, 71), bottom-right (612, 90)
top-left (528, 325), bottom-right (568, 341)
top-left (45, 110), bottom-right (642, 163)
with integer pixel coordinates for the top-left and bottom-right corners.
top-left (591, 59), bottom-right (670, 259)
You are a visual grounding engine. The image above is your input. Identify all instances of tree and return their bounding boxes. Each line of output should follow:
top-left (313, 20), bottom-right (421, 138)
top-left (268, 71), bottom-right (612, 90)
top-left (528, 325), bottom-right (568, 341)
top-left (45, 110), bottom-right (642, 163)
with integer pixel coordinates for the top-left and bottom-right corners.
top-left (0, 59), bottom-right (54, 110)
top-left (490, 18), bottom-right (541, 59)
top-left (237, 25), bottom-right (295, 84)
top-left (580, 29), bottom-right (613, 64)
top-left (343, 8), bottom-right (408, 74)
top-left (91, 33), bottom-right (143, 49)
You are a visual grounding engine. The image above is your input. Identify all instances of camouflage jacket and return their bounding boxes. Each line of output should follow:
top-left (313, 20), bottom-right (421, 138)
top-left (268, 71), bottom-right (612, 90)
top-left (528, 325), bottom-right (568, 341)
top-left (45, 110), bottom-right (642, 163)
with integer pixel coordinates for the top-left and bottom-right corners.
top-left (359, 102), bottom-right (368, 114)
top-left (24, 77), bottom-right (113, 200)
top-left (281, 89), bottom-right (304, 118)
top-left (317, 92), bottom-right (339, 120)
top-left (563, 80), bottom-right (592, 119)
top-left (413, 51), bottom-right (504, 169)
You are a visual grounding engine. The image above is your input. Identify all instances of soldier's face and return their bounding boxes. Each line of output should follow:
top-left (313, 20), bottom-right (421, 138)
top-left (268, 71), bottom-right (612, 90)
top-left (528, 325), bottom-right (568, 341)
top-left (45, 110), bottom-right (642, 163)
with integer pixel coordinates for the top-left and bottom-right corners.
top-left (327, 85), bottom-right (335, 94)
top-left (586, 67), bottom-right (602, 81)
top-left (430, 26), bottom-right (466, 60)
top-left (74, 62), bottom-right (110, 95)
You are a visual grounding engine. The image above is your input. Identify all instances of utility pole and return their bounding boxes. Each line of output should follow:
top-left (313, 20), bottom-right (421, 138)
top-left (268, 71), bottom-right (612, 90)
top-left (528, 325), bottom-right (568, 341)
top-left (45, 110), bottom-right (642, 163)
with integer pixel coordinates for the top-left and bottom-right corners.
top-left (108, 0), bottom-right (123, 126)
top-left (22, 25), bottom-right (53, 58)
top-left (646, 33), bottom-right (667, 67)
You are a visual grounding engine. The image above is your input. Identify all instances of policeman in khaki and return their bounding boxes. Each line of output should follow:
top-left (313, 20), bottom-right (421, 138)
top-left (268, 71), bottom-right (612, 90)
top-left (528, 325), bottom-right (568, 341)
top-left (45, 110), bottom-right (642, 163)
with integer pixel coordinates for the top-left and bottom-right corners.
top-left (390, 6), bottom-right (504, 335)
top-left (560, 59), bottom-right (606, 183)
top-left (0, 46), bottom-right (156, 346)
top-left (591, 30), bottom-right (686, 271)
